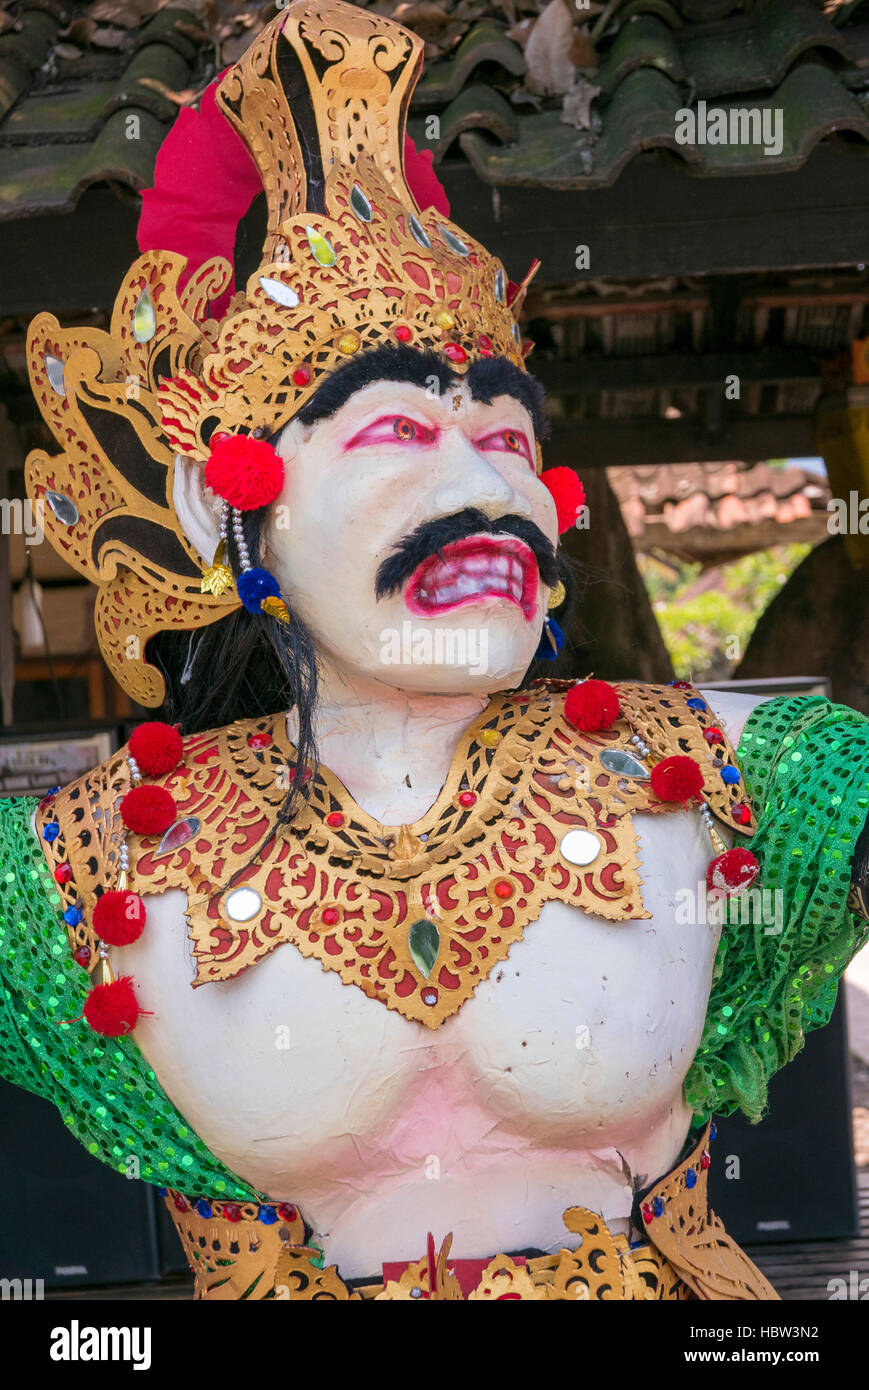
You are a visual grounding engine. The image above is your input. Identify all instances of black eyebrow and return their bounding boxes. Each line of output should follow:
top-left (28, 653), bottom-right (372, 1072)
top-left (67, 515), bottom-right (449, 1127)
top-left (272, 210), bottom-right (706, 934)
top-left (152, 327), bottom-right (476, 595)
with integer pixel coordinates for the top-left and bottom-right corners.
top-left (294, 343), bottom-right (547, 437)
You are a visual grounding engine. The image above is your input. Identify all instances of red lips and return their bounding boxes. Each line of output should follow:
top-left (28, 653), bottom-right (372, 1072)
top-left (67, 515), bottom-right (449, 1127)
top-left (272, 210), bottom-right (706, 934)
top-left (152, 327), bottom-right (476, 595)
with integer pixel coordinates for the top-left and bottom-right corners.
top-left (404, 535), bottom-right (538, 622)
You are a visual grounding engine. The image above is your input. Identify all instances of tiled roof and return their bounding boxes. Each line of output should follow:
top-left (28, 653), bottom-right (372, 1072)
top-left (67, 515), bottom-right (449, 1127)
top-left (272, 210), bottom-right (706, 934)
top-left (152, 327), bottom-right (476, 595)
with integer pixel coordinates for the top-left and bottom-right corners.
top-left (2, 0), bottom-right (869, 221)
top-left (608, 459), bottom-right (831, 561)
top-left (0, 0), bottom-right (208, 219)
top-left (444, 0), bottom-right (869, 186)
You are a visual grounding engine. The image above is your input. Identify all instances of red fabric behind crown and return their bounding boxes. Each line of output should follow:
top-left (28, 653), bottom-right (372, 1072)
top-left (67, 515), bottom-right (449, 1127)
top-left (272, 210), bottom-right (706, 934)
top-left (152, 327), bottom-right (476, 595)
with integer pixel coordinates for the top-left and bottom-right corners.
top-left (137, 74), bottom-right (450, 320)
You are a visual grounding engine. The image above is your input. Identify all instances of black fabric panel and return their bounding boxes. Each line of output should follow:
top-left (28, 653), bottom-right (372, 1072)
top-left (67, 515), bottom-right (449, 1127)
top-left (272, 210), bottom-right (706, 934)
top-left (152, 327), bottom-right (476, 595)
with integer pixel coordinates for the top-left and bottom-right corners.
top-left (275, 39), bottom-right (325, 214)
top-left (78, 398), bottom-right (170, 509)
top-left (91, 514), bottom-right (202, 580)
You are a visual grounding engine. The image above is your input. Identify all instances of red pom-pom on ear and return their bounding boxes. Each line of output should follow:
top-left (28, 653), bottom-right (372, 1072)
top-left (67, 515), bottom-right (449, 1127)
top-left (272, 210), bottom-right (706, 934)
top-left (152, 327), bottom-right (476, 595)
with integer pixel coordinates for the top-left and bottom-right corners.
top-left (650, 755), bottom-right (704, 803)
top-left (128, 721), bottom-right (183, 777)
top-left (204, 434), bottom-right (284, 511)
top-left (564, 679), bottom-right (620, 732)
top-left (92, 891), bottom-right (146, 946)
top-left (83, 976), bottom-right (141, 1036)
top-left (706, 847), bottom-right (761, 896)
top-left (120, 785), bottom-right (176, 836)
top-left (540, 468), bottom-right (586, 534)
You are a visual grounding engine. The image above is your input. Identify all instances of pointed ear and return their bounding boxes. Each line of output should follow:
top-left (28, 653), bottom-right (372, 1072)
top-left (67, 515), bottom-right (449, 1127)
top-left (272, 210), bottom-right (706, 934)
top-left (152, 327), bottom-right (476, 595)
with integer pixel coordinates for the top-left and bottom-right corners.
top-left (172, 454), bottom-right (222, 567)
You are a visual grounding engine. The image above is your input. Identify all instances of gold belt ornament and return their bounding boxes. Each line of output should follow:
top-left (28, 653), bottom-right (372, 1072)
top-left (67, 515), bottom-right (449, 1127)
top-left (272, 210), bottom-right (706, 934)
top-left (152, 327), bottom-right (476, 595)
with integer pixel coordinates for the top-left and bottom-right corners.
top-left (162, 1124), bottom-right (778, 1301)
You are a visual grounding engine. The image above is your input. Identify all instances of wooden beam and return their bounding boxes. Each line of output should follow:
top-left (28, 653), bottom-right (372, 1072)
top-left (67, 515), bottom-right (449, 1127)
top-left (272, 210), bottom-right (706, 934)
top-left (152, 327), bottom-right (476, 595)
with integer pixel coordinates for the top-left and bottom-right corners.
top-left (440, 144), bottom-right (869, 282)
top-left (532, 349), bottom-right (819, 392)
top-left (544, 414), bottom-right (818, 467)
top-left (0, 189), bottom-right (139, 317)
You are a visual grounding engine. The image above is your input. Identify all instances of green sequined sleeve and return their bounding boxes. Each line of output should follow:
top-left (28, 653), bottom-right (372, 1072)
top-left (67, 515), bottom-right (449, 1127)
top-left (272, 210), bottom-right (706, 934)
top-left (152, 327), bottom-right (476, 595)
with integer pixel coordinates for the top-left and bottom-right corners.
top-left (0, 795), bottom-right (260, 1200)
top-left (685, 695), bottom-right (869, 1124)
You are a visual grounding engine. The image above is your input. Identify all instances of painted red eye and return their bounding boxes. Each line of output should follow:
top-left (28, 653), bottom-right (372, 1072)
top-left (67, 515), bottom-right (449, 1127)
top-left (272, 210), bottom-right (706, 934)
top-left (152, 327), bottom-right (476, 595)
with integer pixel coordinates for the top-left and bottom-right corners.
top-left (393, 416), bottom-right (417, 441)
top-left (344, 414), bottom-right (436, 451)
top-left (476, 426), bottom-right (532, 463)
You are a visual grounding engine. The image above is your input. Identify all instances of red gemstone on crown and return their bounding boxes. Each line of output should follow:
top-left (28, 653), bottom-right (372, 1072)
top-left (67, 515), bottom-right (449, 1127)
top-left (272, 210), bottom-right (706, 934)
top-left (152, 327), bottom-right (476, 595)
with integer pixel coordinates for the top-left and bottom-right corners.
top-left (731, 804), bottom-right (752, 826)
top-left (478, 334), bottom-right (493, 351)
top-left (54, 862), bottom-right (73, 884)
top-left (292, 366), bottom-right (311, 386)
top-left (326, 812), bottom-right (345, 827)
top-left (641, 1203), bottom-right (654, 1224)
top-left (321, 907), bottom-right (341, 926)
top-left (700, 1152), bottom-right (711, 1170)
top-left (247, 733), bottom-right (272, 750)
top-left (223, 1203), bottom-right (242, 1223)
top-left (493, 880), bottom-right (513, 899)
top-left (393, 325), bottom-right (412, 342)
top-left (277, 1203), bottom-right (297, 1223)
top-left (703, 727), bottom-right (724, 743)
top-left (73, 945), bottom-right (91, 968)
top-left (443, 342), bottom-right (468, 364)
top-left (671, 680), bottom-right (691, 689)
top-left (458, 791), bottom-right (476, 807)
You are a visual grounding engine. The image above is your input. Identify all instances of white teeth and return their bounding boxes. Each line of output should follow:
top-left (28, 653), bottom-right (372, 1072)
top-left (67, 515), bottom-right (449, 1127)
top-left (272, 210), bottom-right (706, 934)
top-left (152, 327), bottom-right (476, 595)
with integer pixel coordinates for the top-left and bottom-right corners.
top-left (464, 556), bottom-right (490, 575)
top-left (493, 556), bottom-right (510, 577)
top-left (455, 575), bottom-right (477, 597)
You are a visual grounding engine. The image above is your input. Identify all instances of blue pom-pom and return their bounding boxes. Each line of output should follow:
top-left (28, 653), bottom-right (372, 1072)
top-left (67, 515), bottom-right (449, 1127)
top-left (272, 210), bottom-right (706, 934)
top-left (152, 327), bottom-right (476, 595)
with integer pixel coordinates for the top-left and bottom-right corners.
top-left (535, 617), bottom-right (564, 661)
top-left (237, 567), bottom-right (280, 614)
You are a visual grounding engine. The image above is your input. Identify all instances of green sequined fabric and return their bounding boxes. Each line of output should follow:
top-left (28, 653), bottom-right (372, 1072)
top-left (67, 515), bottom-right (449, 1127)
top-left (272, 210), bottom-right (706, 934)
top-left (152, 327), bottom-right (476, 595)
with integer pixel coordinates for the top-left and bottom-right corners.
top-left (685, 695), bottom-right (869, 1124)
top-left (0, 796), bottom-right (260, 1201)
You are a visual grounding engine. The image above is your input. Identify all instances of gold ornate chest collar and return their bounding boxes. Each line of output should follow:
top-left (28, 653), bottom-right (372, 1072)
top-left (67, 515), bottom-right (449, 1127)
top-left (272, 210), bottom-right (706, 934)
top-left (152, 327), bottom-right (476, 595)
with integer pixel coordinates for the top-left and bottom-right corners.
top-left (41, 680), bottom-right (754, 1028)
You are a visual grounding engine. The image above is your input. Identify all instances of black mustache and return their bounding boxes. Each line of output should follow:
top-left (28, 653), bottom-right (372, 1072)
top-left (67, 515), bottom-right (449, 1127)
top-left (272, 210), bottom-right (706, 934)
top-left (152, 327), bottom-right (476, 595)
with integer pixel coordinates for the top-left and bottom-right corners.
top-left (375, 508), bottom-right (558, 599)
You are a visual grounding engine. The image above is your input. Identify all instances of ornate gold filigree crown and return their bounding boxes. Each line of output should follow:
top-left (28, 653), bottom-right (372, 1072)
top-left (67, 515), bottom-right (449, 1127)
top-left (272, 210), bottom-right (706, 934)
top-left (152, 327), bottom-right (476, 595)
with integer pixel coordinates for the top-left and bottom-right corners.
top-left (25, 0), bottom-right (536, 706)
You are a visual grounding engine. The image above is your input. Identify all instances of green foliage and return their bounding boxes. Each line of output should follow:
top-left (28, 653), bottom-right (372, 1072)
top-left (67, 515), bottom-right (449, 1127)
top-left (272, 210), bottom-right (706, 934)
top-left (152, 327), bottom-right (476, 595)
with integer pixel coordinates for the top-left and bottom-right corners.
top-left (639, 544), bottom-right (812, 680)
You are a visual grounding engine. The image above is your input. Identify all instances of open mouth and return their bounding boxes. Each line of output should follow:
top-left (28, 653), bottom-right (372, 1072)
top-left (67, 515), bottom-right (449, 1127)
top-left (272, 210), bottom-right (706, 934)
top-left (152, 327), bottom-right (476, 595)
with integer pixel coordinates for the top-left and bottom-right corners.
top-left (405, 535), bottom-right (539, 622)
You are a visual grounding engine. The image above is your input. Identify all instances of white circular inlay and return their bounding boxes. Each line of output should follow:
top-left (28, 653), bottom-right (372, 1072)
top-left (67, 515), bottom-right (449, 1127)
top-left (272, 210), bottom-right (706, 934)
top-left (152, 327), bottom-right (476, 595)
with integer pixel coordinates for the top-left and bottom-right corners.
top-left (224, 887), bottom-right (263, 923)
top-left (559, 829), bottom-right (603, 867)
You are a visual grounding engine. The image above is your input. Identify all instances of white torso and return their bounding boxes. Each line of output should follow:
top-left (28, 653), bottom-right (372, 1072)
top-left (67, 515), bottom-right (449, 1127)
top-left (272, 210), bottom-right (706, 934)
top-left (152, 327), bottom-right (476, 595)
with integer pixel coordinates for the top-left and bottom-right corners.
top-left (115, 688), bottom-right (760, 1279)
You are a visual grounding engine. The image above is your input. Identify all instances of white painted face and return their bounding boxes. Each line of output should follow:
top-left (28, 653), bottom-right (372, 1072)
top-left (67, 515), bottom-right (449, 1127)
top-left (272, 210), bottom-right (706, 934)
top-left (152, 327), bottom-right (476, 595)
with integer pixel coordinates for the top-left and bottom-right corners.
top-left (262, 370), bottom-right (559, 694)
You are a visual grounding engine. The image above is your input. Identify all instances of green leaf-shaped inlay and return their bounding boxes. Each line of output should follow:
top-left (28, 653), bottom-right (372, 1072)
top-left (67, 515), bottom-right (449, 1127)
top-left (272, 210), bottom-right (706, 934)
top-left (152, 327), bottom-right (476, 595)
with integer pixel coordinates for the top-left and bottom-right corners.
top-left (408, 918), bottom-right (440, 979)
top-left (133, 289), bottom-right (156, 343)
top-left (305, 225), bottom-right (336, 266)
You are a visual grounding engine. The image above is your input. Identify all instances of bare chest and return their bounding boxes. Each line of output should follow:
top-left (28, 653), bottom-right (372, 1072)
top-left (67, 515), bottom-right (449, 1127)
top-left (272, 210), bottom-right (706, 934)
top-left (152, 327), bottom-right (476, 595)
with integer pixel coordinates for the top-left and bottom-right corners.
top-left (118, 807), bottom-right (719, 1206)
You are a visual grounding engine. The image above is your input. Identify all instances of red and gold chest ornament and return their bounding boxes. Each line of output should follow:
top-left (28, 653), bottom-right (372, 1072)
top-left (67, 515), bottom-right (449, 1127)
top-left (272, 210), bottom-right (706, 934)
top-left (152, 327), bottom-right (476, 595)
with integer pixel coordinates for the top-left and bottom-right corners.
top-left (23, 0), bottom-right (553, 709)
top-left (38, 681), bottom-right (759, 1033)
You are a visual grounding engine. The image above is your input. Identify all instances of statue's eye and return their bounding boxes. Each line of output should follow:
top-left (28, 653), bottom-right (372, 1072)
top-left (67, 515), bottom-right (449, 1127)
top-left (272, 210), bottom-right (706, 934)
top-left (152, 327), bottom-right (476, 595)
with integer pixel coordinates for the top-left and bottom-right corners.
top-left (476, 426), bottom-right (532, 463)
top-left (393, 417), bottom-right (417, 441)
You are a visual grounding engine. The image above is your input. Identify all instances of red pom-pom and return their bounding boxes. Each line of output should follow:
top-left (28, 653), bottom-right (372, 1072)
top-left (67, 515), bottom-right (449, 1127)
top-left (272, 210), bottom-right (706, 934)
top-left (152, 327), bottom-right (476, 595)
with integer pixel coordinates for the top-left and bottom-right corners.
top-left (564, 679), bottom-right (620, 732)
top-left (706, 847), bottom-right (761, 896)
top-left (650, 755), bottom-right (705, 803)
top-left (540, 468), bottom-right (586, 534)
top-left (83, 976), bottom-right (141, 1036)
top-left (120, 785), bottom-right (176, 836)
top-left (128, 721), bottom-right (183, 777)
top-left (204, 434), bottom-right (284, 511)
top-left (92, 891), bottom-right (146, 946)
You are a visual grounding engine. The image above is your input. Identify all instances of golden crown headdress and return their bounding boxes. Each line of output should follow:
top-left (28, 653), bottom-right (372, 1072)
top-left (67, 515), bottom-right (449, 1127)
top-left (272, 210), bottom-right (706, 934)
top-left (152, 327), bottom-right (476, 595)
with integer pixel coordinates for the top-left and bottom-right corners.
top-left (25, 0), bottom-right (537, 707)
